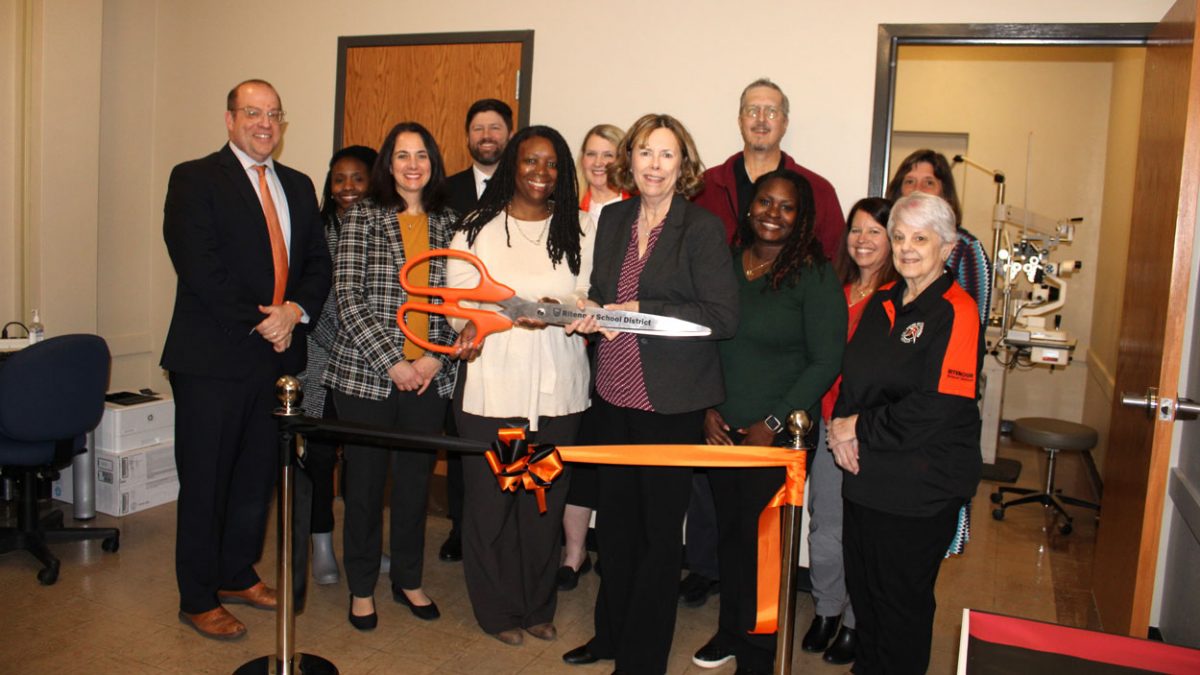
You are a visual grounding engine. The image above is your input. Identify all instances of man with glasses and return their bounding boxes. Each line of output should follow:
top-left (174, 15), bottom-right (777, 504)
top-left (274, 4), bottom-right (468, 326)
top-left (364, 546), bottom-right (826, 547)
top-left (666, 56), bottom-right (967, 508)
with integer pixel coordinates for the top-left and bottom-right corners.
top-left (162, 79), bottom-right (330, 640)
top-left (694, 78), bottom-right (844, 255)
top-left (682, 78), bottom-right (845, 636)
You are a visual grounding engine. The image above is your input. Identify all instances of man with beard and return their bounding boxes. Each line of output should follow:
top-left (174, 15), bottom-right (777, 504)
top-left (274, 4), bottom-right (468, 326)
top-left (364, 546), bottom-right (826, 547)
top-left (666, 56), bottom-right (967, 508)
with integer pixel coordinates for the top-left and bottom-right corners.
top-left (444, 99), bottom-right (514, 216)
top-left (439, 98), bottom-right (514, 562)
top-left (693, 78), bottom-right (843, 257)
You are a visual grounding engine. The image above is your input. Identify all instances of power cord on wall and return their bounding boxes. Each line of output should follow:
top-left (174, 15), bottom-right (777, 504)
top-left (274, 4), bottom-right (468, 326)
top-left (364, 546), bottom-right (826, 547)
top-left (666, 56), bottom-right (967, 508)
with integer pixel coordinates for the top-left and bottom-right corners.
top-left (2, 321), bottom-right (29, 338)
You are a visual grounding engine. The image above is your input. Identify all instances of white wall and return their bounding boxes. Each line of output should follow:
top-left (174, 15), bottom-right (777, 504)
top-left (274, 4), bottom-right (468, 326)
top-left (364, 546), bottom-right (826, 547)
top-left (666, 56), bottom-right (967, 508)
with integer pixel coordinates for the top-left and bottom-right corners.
top-left (1083, 48), bottom-right (1146, 473)
top-left (0, 2), bottom-right (20, 329)
top-left (894, 45), bottom-right (1121, 424)
top-left (5, 0), bottom-right (1177, 389)
top-left (28, 0), bottom-right (103, 338)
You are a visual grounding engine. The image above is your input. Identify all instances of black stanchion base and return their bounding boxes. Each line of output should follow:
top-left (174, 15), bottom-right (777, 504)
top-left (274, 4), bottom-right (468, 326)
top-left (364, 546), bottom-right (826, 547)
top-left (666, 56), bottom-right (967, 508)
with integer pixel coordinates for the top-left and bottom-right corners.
top-left (234, 654), bottom-right (338, 675)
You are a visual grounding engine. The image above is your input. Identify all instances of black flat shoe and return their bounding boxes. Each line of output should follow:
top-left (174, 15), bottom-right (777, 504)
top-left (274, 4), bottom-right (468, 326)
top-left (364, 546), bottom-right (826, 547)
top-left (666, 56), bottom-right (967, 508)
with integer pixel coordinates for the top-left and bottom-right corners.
top-left (556, 556), bottom-right (593, 591)
top-left (562, 644), bottom-right (603, 665)
top-left (392, 586), bottom-right (440, 621)
top-left (823, 626), bottom-right (857, 665)
top-left (348, 594), bottom-right (377, 631)
top-left (801, 614), bottom-right (840, 652)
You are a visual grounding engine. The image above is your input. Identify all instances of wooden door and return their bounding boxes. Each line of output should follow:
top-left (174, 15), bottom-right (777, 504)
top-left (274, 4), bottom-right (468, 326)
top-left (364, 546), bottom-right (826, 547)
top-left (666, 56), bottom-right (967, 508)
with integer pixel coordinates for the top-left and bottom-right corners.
top-left (336, 34), bottom-right (528, 173)
top-left (1091, 0), bottom-right (1200, 637)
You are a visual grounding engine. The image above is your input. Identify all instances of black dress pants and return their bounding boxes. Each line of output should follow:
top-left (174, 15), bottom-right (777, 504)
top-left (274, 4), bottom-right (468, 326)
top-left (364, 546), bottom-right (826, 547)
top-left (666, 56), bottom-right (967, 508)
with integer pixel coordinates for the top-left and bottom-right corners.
top-left (455, 408), bottom-right (580, 633)
top-left (588, 396), bottom-right (702, 675)
top-left (334, 388), bottom-right (445, 597)
top-left (843, 498), bottom-right (962, 675)
top-left (302, 392), bottom-right (338, 534)
top-left (708, 464), bottom-right (788, 672)
top-left (171, 364), bottom-right (278, 614)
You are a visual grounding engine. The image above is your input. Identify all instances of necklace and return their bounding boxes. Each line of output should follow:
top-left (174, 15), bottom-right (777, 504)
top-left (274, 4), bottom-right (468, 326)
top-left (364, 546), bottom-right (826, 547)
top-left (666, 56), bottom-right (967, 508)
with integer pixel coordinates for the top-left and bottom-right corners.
top-left (507, 211), bottom-right (550, 245)
top-left (399, 211), bottom-right (423, 231)
top-left (852, 284), bottom-right (874, 301)
top-left (640, 204), bottom-right (667, 231)
top-left (743, 250), bottom-right (775, 280)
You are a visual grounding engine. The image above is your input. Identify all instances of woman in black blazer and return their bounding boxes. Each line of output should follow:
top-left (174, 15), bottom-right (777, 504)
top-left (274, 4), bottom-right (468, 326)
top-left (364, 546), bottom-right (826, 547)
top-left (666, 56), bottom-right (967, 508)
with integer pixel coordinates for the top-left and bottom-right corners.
top-left (562, 113), bottom-right (739, 675)
top-left (323, 122), bottom-right (458, 631)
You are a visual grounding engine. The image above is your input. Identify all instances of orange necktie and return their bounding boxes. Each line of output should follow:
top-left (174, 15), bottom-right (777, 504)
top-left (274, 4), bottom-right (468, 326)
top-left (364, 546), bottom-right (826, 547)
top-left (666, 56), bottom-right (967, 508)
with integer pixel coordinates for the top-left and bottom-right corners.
top-left (255, 164), bottom-right (288, 305)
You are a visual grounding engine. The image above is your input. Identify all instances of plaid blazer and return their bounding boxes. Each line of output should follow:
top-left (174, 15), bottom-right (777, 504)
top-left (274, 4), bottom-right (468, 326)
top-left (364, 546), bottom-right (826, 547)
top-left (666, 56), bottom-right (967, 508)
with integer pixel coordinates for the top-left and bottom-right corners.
top-left (323, 199), bottom-right (459, 400)
top-left (299, 213), bottom-right (341, 417)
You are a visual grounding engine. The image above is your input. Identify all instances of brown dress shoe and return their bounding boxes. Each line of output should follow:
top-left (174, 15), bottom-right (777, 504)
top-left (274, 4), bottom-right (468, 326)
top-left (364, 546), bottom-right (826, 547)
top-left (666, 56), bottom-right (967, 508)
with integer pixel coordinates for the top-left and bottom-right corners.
top-left (178, 607), bottom-right (246, 640)
top-left (217, 581), bottom-right (277, 610)
top-left (491, 628), bottom-right (524, 646)
top-left (525, 623), bottom-right (557, 641)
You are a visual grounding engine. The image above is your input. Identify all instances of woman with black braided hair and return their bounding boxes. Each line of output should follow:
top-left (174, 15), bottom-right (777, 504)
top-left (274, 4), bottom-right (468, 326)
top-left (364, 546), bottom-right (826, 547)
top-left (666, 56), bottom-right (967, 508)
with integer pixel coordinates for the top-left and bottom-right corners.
top-left (445, 125), bottom-right (594, 646)
top-left (691, 168), bottom-right (846, 674)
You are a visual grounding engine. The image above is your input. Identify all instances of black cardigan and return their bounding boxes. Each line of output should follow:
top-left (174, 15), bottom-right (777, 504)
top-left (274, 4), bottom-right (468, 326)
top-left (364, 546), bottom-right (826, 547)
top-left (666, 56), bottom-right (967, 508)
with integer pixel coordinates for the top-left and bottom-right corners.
top-left (588, 194), bottom-right (739, 415)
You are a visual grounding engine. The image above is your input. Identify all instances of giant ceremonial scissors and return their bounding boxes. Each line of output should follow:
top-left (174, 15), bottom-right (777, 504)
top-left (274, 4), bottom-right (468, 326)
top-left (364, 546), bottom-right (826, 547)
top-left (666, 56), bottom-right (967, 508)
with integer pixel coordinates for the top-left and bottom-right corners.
top-left (396, 249), bottom-right (711, 354)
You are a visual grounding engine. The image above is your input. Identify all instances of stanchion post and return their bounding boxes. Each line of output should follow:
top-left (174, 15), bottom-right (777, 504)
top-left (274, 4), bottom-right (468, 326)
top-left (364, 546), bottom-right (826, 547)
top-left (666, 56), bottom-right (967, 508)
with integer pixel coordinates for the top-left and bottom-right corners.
top-left (235, 376), bottom-right (336, 675)
top-left (774, 410), bottom-right (811, 675)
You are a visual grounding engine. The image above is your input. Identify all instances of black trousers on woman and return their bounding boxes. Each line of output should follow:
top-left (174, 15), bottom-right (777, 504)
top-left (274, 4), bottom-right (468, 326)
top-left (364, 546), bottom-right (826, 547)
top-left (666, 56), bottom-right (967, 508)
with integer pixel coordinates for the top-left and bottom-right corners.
top-left (708, 464), bottom-right (788, 672)
top-left (333, 388), bottom-right (446, 598)
top-left (456, 409), bottom-right (580, 633)
top-left (843, 498), bottom-right (962, 675)
top-left (587, 396), bottom-right (702, 675)
top-left (303, 392), bottom-right (339, 533)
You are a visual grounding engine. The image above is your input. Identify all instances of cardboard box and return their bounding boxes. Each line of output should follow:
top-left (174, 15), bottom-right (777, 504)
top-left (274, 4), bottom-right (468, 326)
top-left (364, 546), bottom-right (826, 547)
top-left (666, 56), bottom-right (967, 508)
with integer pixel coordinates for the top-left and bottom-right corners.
top-left (51, 465), bottom-right (73, 503)
top-left (96, 397), bottom-right (174, 451)
top-left (93, 441), bottom-right (179, 516)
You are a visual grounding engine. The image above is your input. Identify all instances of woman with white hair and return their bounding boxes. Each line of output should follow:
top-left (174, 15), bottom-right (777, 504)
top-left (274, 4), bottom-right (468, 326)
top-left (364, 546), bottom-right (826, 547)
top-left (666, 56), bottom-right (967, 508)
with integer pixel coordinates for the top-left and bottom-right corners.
top-left (826, 191), bottom-right (983, 674)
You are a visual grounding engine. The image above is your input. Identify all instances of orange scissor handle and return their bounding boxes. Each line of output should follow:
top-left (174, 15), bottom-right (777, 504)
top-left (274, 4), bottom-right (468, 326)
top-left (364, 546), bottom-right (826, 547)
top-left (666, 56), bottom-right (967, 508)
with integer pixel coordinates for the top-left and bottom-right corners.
top-left (397, 248), bottom-right (517, 355)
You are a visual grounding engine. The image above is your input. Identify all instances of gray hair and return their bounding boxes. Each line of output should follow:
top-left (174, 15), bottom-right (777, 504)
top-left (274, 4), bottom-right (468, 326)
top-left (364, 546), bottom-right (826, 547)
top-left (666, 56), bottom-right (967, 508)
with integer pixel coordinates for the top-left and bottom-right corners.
top-left (739, 78), bottom-right (790, 117)
top-left (888, 192), bottom-right (958, 246)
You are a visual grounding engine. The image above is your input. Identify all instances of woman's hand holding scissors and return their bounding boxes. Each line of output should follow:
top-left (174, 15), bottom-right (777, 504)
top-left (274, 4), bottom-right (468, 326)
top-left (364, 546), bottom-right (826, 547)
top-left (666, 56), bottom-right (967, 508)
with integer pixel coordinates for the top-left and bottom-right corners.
top-left (563, 299), bottom-right (619, 340)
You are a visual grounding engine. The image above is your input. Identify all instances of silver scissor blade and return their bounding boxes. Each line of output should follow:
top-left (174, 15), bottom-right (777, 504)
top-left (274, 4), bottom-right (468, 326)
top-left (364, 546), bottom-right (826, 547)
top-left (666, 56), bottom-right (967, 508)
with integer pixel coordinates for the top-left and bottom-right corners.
top-left (517, 302), bottom-right (711, 337)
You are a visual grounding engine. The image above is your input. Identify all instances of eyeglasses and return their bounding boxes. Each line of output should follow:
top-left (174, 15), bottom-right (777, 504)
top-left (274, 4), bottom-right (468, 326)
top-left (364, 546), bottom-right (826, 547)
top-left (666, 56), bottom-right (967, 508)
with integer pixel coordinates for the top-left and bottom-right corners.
top-left (740, 105), bottom-right (782, 121)
top-left (231, 107), bottom-right (286, 124)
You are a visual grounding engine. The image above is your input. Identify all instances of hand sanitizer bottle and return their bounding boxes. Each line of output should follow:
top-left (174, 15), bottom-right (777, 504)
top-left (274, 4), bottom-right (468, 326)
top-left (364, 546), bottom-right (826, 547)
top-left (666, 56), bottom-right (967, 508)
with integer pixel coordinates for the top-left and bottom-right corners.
top-left (28, 309), bottom-right (44, 345)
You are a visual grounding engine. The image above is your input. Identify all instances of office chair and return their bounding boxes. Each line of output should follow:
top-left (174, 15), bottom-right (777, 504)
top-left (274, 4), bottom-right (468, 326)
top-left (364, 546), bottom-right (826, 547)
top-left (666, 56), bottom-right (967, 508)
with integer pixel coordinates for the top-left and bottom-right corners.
top-left (0, 334), bottom-right (120, 584)
top-left (990, 417), bottom-right (1100, 535)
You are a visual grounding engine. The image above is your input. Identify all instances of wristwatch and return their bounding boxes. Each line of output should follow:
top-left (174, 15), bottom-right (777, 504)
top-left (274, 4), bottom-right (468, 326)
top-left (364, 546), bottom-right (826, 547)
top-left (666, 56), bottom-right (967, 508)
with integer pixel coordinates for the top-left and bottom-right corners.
top-left (763, 414), bottom-right (784, 434)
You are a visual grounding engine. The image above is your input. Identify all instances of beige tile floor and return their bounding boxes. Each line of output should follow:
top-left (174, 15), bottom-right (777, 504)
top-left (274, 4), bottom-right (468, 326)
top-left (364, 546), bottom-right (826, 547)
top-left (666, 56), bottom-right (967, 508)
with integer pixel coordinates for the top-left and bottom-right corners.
top-left (0, 437), bottom-right (1100, 674)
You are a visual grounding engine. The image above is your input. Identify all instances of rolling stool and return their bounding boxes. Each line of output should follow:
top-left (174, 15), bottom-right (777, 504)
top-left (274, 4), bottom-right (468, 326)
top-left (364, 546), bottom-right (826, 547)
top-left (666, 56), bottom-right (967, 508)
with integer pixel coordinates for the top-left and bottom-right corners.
top-left (990, 417), bottom-right (1100, 535)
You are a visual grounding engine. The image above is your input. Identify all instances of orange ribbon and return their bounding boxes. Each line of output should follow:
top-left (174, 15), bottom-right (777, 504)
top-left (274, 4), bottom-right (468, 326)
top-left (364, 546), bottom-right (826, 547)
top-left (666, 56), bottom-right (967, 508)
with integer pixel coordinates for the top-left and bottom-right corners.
top-left (484, 428), bottom-right (565, 514)
top-left (485, 431), bottom-right (807, 635)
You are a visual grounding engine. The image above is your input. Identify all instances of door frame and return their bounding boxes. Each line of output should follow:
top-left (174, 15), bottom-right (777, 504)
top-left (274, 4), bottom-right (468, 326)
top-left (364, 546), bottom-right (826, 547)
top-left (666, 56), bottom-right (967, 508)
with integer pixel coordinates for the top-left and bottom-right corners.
top-left (867, 23), bottom-right (1154, 196)
top-left (332, 30), bottom-right (535, 152)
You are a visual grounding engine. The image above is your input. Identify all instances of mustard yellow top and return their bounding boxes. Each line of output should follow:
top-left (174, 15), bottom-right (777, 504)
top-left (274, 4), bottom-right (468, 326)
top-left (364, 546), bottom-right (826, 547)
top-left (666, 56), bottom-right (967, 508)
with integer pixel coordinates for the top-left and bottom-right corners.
top-left (398, 213), bottom-right (430, 361)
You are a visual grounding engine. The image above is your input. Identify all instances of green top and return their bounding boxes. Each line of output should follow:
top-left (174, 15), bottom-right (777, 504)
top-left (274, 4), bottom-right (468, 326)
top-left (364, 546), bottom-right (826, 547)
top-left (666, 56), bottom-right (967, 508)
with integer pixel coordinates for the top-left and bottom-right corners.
top-left (716, 251), bottom-right (848, 430)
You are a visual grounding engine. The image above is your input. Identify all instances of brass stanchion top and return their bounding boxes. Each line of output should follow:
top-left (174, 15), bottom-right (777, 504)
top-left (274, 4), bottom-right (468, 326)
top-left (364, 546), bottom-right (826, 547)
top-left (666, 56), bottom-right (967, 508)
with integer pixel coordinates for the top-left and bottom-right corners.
top-left (275, 375), bottom-right (302, 416)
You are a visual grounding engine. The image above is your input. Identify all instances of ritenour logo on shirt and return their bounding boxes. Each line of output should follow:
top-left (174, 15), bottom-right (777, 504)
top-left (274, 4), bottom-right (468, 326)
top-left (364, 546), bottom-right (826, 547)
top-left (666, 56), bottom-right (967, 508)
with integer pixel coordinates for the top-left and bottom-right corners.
top-left (947, 368), bottom-right (974, 382)
top-left (900, 322), bottom-right (924, 344)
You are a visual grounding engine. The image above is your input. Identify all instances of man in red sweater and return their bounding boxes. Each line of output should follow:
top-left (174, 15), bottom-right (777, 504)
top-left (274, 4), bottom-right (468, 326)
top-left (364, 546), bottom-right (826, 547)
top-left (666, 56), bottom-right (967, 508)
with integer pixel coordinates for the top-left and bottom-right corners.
top-left (693, 78), bottom-right (845, 258)
top-left (681, 78), bottom-right (847, 614)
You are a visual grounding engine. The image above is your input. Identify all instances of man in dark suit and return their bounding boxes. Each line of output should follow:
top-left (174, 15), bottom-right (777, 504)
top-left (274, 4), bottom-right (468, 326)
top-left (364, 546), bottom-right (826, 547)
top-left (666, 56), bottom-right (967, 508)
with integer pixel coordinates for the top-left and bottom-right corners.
top-left (443, 98), bottom-right (514, 216)
top-left (161, 79), bottom-right (331, 640)
top-left (437, 98), bottom-right (513, 562)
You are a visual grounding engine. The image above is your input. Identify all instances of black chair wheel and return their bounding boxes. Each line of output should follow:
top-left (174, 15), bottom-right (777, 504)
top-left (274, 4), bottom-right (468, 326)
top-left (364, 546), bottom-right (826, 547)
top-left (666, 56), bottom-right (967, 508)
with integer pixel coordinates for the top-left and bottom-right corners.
top-left (992, 508), bottom-right (1005, 521)
top-left (1059, 522), bottom-right (1073, 535)
top-left (990, 492), bottom-right (1002, 504)
top-left (102, 535), bottom-right (120, 553)
top-left (38, 563), bottom-right (60, 586)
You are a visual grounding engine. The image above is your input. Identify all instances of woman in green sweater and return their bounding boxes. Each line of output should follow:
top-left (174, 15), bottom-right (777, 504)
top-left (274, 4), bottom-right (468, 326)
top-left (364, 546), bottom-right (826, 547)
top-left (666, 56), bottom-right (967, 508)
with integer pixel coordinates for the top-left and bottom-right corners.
top-left (692, 169), bottom-right (847, 674)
